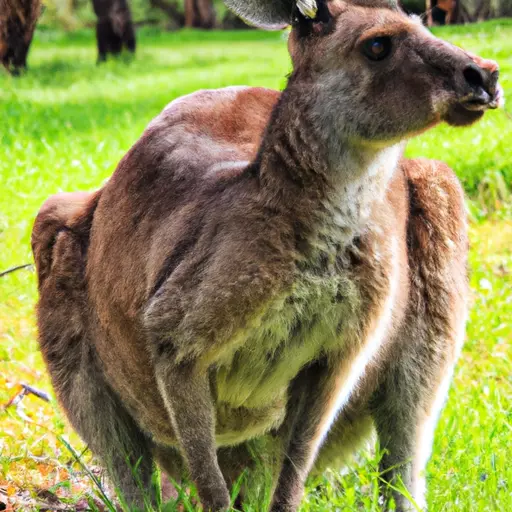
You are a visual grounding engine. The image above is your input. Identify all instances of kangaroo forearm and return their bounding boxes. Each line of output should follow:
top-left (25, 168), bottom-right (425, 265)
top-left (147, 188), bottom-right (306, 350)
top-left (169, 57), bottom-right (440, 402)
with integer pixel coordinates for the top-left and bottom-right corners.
top-left (155, 359), bottom-right (230, 510)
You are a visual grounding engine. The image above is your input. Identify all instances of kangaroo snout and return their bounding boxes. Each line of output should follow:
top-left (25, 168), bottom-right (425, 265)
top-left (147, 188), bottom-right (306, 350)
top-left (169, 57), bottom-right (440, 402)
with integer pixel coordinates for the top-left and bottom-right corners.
top-left (461, 61), bottom-right (501, 111)
top-left (443, 52), bottom-right (502, 126)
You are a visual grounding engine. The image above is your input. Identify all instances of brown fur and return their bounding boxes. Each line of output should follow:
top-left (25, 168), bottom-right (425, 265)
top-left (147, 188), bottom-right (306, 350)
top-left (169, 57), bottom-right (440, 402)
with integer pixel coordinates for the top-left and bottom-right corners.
top-left (427, 0), bottom-right (457, 27)
top-left (33, 1), bottom-right (500, 510)
top-left (92, 0), bottom-right (136, 62)
top-left (0, 0), bottom-right (41, 73)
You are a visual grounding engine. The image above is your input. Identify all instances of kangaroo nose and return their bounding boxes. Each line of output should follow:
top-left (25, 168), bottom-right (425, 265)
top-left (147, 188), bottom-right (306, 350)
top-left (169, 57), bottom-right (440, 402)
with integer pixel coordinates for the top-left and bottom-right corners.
top-left (463, 63), bottom-right (487, 91)
top-left (462, 61), bottom-right (499, 108)
top-left (462, 59), bottom-right (499, 98)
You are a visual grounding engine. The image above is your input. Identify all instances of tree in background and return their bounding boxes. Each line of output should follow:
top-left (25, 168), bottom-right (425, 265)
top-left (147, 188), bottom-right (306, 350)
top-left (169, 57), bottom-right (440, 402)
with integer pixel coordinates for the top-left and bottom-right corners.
top-left (0, 0), bottom-right (41, 74)
top-left (427, 0), bottom-right (499, 25)
top-left (184, 0), bottom-right (215, 28)
top-left (472, 0), bottom-right (512, 19)
top-left (92, 0), bottom-right (136, 62)
top-left (403, 0), bottom-right (512, 23)
top-left (148, 0), bottom-right (184, 29)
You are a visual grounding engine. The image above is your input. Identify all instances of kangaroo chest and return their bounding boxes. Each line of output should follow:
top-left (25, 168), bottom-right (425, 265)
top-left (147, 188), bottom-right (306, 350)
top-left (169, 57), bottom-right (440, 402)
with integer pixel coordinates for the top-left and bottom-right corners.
top-left (213, 230), bottom-right (392, 445)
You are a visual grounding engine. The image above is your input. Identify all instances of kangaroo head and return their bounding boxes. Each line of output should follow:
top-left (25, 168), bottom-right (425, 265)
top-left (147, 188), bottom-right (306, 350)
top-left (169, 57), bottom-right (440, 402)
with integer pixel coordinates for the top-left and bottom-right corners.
top-left (225, 0), bottom-right (502, 146)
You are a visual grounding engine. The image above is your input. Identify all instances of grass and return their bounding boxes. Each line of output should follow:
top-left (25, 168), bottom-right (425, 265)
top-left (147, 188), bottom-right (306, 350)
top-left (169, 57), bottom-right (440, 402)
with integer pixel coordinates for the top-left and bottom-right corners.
top-left (1, 20), bottom-right (511, 511)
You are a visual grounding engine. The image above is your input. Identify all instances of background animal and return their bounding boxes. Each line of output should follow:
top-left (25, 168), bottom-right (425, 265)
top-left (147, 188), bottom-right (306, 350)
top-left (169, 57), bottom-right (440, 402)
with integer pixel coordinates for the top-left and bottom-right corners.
top-left (92, 0), bottom-right (136, 62)
top-left (0, 0), bottom-right (41, 73)
top-left (32, 0), bottom-right (501, 510)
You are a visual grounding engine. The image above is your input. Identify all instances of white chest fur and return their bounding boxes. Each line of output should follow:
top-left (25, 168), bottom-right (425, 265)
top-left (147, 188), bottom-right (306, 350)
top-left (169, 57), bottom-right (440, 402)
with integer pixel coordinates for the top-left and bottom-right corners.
top-left (214, 144), bottom-right (402, 445)
top-left (213, 228), bottom-right (398, 447)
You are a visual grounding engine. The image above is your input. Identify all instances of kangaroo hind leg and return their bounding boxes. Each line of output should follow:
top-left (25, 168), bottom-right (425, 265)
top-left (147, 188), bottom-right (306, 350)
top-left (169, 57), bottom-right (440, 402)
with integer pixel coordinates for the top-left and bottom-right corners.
top-left (33, 192), bottom-right (158, 510)
top-left (371, 159), bottom-right (468, 511)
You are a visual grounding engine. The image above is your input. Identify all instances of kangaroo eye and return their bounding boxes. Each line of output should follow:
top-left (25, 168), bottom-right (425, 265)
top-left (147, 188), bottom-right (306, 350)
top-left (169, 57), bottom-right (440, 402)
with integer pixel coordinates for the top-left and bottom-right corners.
top-left (362, 37), bottom-right (392, 61)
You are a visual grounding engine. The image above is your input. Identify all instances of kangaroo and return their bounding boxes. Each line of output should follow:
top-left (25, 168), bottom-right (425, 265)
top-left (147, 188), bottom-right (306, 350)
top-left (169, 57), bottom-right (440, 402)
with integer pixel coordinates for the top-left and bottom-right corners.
top-left (32, 1), bottom-right (502, 510)
top-left (0, 0), bottom-right (41, 73)
top-left (92, 0), bottom-right (136, 62)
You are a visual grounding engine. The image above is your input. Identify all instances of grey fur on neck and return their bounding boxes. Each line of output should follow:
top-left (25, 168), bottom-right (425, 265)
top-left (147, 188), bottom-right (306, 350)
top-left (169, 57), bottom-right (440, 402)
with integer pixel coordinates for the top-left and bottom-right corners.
top-left (258, 82), bottom-right (402, 241)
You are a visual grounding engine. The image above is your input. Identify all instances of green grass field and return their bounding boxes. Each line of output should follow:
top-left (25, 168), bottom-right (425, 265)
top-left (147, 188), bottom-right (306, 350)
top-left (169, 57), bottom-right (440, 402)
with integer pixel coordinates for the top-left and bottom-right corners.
top-left (1, 21), bottom-right (511, 511)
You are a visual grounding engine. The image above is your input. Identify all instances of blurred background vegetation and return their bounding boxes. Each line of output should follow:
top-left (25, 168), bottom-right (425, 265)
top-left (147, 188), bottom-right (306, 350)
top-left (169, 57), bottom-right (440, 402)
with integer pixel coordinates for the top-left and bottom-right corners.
top-left (35, 0), bottom-right (512, 30)
top-left (3, 1), bottom-right (512, 76)
top-left (39, 0), bottom-right (232, 30)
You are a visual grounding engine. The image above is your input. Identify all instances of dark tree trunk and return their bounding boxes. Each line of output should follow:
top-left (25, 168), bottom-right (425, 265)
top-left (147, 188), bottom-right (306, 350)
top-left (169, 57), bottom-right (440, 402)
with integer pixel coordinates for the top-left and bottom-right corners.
top-left (499, 0), bottom-right (512, 16)
top-left (149, 0), bottom-right (184, 29)
top-left (184, 0), bottom-right (216, 29)
top-left (475, 0), bottom-right (491, 19)
top-left (91, 0), bottom-right (136, 62)
top-left (0, 0), bottom-right (41, 74)
top-left (453, 1), bottom-right (475, 22)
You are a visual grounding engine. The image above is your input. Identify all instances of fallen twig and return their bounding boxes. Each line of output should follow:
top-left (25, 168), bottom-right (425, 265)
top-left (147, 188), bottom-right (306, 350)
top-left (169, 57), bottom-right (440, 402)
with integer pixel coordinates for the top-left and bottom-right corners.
top-left (2, 383), bottom-right (51, 412)
top-left (21, 383), bottom-right (51, 402)
top-left (0, 263), bottom-right (33, 278)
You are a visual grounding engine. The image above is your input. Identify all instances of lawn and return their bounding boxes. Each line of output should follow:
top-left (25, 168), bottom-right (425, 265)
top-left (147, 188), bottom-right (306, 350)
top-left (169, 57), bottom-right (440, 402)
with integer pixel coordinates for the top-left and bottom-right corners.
top-left (1, 20), bottom-right (511, 511)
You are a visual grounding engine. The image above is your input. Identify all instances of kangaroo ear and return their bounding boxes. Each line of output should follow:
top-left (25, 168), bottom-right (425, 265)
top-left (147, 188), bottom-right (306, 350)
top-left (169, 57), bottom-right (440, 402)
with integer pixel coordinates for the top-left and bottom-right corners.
top-left (224, 0), bottom-right (296, 29)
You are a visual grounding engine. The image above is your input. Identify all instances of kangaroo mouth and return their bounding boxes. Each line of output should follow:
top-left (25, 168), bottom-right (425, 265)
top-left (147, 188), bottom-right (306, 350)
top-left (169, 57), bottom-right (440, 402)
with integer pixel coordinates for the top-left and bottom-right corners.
top-left (462, 97), bottom-right (491, 112)
top-left (445, 85), bottom-right (503, 127)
